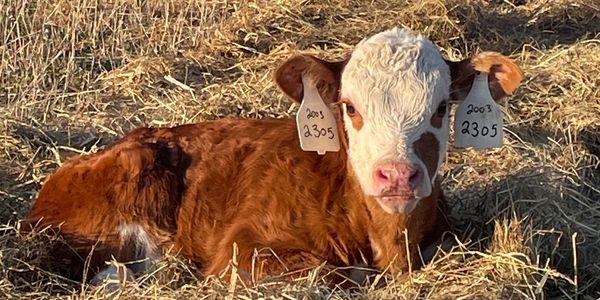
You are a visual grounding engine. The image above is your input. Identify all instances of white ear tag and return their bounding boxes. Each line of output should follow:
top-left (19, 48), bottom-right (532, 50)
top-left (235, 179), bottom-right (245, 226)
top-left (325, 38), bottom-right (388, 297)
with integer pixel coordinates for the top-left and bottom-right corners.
top-left (454, 72), bottom-right (504, 149)
top-left (295, 76), bottom-right (340, 155)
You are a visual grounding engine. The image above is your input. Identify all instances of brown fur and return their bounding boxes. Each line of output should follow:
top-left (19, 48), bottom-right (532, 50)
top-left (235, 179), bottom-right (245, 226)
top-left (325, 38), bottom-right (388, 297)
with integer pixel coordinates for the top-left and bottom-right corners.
top-left (430, 109), bottom-right (443, 128)
top-left (446, 52), bottom-right (523, 102)
top-left (22, 117), bottom-right (449, 284)
top-left (414, 132), bottom-right (440, 179)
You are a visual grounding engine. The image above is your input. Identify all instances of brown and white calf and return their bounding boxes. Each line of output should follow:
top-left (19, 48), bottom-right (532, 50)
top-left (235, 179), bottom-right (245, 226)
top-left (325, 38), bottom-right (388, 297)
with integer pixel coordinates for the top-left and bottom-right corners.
top-left (22, 28), bottom-right (523, 285)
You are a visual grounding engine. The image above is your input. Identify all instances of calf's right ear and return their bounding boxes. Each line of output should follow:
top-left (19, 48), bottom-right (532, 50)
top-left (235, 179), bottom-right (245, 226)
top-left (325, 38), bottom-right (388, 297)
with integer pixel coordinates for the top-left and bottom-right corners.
top-left (274, 54), bottom-right (346, 105)
top-left (446, 52), bottom-right (524, 102)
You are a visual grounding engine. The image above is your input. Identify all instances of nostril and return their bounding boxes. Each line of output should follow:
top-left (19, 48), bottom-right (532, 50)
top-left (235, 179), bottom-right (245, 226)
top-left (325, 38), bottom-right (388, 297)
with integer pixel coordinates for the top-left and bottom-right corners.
top-left (376, 169), bottom-right (390, 182)
top-left (408, 169), bottom-right (420, 186)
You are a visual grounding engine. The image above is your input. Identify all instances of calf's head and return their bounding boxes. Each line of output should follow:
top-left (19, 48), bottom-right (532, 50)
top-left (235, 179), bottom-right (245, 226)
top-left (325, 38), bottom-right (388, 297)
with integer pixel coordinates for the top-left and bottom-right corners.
top-left (276, 28), bottom-right (523, 214)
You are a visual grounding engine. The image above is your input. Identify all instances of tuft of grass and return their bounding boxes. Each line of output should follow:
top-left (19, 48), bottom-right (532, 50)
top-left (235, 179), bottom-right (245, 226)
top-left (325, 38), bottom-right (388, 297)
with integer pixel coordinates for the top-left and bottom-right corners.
top-left (1, 0), bottom-right (599, 298)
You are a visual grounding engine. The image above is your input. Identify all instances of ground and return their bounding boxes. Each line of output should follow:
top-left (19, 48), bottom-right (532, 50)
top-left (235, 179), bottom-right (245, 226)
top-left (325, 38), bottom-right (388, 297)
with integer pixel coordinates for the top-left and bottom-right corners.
top-left (1, 0), bottom-right (599, 299)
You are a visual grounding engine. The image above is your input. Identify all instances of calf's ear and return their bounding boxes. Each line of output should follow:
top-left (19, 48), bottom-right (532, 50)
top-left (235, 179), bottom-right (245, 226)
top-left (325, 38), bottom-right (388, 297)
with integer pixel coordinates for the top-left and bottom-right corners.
top-left (274, 54), bottom-right (347, 105)
top-left (446, 51), bottom-right (524, 102)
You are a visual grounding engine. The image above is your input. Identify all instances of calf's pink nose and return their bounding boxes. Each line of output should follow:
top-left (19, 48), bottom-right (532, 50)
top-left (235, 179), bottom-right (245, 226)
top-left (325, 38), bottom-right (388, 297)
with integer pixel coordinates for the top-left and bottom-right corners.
top-left (373, 162), bottom-right (422, 190)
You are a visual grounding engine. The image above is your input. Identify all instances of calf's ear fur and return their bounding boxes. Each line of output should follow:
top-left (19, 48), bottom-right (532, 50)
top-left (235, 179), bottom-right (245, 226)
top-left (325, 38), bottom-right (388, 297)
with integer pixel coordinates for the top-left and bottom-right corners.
top-left (446, 51), bottom-right (524, 102)
top-left (274, 55), bottom-right (347, 105)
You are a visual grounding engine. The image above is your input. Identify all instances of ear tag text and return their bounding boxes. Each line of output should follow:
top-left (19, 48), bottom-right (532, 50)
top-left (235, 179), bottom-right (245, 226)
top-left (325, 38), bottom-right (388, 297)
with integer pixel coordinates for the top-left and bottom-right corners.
top-left (454, 72), bottom-right (504, 149)
top-left (296, 76), bottom-right (340, 155)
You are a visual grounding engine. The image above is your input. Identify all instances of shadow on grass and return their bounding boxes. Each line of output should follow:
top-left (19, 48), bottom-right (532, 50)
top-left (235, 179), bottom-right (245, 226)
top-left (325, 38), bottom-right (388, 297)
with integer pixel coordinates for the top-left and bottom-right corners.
top-left (0, 121), bottom-right (118, 225)
top-left (0, 164), bottom-right (27, 224)
top-left (446, 131), bottom-right (600, 298)
top-left (580, 126), bottom-right (600, 164)
top-left (449, 2), bottom-right (600, 53)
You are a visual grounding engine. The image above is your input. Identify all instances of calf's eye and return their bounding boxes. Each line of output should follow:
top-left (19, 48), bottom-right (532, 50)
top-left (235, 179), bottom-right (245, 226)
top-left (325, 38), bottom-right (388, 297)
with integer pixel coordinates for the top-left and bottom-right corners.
top-left (436, 101), bottom-right (448, 117)
top-left (346, 103), bottom-right (356, 117)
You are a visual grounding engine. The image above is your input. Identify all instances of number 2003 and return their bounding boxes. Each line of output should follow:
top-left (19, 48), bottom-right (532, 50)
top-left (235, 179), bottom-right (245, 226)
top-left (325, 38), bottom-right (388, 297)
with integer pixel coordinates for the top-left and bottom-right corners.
top-left (460, 121), bottom-right (498, 138)
top-left (466, 104), bottom-right (492, 114)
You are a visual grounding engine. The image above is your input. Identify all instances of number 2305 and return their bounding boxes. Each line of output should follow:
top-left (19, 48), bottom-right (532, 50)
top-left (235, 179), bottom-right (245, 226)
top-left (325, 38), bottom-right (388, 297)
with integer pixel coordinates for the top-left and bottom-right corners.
top-left (303, 124), bottom-right (335, 139)
top-left (460, 121), bottom-right (498, 138)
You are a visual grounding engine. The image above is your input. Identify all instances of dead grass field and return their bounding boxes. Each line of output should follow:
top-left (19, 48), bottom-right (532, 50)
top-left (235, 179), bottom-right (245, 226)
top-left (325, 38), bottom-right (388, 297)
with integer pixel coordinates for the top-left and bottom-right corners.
top-left (1, 0), bottom-right (599, 298)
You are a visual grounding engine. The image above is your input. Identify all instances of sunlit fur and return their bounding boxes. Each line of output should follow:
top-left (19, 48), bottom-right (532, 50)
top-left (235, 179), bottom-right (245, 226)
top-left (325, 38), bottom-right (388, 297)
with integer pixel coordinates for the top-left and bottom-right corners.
top-left (341, 28), bottom-right (451, 213)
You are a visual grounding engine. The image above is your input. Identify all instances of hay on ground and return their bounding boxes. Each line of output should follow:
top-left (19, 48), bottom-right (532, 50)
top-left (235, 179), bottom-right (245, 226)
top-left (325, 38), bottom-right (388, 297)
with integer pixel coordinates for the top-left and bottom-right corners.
top-left (1, 0), bottom-right (599, 298)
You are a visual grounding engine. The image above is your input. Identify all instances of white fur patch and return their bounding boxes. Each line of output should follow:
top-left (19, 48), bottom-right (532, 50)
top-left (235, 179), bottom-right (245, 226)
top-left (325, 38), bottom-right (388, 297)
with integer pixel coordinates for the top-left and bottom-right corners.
top-left (341, 28), bottom-right (451, 212)
top-left (117, 223), bottom-right (156, 273)
top-left (90, 224), bottom-right (156, 291)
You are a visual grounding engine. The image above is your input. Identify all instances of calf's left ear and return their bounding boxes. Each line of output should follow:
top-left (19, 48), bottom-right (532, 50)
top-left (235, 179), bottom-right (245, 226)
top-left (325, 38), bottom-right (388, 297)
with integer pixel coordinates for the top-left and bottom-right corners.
top-left (446, 51), bottom-right (524, 102)
top-left (274, 54), bottom-right (347, 105)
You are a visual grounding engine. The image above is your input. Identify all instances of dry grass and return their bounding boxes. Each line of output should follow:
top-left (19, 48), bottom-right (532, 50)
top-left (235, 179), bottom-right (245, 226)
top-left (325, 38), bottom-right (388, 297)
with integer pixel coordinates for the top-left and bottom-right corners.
top-left (1, 0), bottom-right (599, 298)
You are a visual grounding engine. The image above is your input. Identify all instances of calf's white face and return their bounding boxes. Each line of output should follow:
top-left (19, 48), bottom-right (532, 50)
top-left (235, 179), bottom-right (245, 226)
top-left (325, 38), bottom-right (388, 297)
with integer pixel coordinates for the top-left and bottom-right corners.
top-left (275, 28), bottom-right (523, 215)
top-left (340, 29), bottom-right (450, 214)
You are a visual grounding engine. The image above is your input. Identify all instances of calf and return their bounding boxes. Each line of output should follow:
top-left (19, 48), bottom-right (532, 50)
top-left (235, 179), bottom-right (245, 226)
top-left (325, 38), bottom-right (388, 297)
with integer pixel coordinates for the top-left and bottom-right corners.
top-left (22, 28), bottom-right (523, 285)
